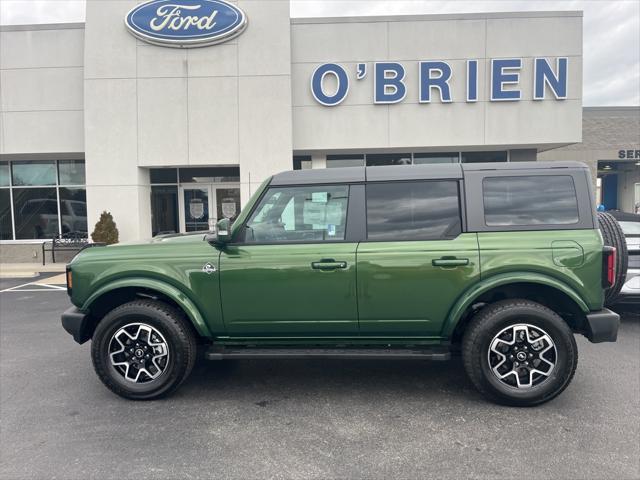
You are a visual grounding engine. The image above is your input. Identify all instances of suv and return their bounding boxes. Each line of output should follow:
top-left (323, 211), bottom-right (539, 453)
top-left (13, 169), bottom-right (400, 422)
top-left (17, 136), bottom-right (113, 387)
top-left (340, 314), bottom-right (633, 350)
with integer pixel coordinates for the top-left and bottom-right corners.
top-left (62, 161), bottom-right (619, 406)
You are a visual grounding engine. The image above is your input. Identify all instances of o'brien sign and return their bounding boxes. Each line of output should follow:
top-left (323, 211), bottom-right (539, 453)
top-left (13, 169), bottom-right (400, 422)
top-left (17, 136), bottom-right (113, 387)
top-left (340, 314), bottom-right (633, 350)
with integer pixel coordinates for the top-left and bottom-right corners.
top-left (310, 58), bottom-right (568, 106)
top-left (125, 0), bottom-right (247, 48)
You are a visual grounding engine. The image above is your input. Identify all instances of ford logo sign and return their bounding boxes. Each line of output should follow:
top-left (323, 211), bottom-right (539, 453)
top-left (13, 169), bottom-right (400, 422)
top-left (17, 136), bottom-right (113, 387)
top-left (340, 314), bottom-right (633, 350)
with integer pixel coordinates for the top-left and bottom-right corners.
top-left (125, 0), bottom-right (247, 48)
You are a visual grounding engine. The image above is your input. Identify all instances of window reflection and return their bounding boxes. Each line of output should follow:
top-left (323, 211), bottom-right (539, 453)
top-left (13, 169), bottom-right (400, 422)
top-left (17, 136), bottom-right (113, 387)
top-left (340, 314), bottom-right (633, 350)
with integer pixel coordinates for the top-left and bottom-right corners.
top-left (11, 161), bottom-right (57, 186)
top-left (0, 190), bottom-right (13, 239)
top-left (366, 181), bottom-right (461, 241)
top-left (483, 176), bottom-right (579, 226)
top-left (12, 187), bottom-right (60, 239)
top-left (59, 188), bottom-right (88, 234)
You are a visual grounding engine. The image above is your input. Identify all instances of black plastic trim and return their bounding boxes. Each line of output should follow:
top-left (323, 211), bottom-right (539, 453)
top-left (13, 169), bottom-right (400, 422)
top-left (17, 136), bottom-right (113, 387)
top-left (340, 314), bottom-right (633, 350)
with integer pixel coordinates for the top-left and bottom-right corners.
top-left (584, 308), bottom-right (620, 343)
top-left (205, 346), bottom-right (451, 361)
top-left (61, 306), bottom-right (92, 344)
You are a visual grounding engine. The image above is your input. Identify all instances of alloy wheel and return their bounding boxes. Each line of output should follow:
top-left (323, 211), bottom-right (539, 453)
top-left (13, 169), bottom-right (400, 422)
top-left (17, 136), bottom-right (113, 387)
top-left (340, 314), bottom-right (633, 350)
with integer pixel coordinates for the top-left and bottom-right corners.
top-left (108, 323), bottom-right (170, 383)
top-left (487, 323), bottom-right (557, 389)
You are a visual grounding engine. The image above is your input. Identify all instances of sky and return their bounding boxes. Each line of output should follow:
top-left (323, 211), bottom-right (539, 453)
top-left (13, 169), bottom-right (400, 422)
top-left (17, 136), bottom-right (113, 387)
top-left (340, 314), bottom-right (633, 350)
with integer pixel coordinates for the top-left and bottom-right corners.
top-left (1, 0), bottom-right (638, 106)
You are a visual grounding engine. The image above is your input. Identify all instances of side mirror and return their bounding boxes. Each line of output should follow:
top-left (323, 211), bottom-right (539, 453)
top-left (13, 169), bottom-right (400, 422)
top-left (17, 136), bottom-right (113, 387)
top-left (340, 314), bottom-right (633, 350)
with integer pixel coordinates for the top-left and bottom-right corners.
top-left (207, 218), bottom-right (231, 246)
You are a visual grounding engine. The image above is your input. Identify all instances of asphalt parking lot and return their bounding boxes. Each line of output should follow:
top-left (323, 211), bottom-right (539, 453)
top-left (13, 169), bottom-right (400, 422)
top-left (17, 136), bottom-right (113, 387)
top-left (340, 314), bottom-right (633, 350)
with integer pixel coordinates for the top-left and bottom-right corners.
top-left (1, 274), bottom-right (639, 480)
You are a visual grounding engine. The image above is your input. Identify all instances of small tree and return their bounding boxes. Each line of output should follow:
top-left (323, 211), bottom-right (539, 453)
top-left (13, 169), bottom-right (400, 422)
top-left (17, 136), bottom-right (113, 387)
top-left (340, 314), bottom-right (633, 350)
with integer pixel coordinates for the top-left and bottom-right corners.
top-left (91, 211), bottom-right (119, 245)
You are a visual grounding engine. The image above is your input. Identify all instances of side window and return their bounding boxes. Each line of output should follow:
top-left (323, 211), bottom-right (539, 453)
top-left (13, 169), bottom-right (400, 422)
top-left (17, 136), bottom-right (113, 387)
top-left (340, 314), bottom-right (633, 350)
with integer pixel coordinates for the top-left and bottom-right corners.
top-left (483, 176), bottom-right (579, 226)
top-left (244, 185), bottom-right (349, 243)
top-left (366, 181), bottom-right (461, 241)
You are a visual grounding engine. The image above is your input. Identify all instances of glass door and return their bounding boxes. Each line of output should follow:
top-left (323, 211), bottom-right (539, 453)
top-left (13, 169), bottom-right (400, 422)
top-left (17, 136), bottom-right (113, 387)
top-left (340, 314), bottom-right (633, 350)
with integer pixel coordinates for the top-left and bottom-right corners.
top-left (179, 185), bottom-right (241, 233)
top-left (181, 186), bottom-right (211, 232)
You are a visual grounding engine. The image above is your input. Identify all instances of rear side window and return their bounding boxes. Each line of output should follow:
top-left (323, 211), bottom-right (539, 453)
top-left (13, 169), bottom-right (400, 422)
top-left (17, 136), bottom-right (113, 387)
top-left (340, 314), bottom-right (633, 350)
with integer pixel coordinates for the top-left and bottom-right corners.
top-left (366, 181), bottom-right (461, 241)
top-left (483, 175), bottom-right (579, 226)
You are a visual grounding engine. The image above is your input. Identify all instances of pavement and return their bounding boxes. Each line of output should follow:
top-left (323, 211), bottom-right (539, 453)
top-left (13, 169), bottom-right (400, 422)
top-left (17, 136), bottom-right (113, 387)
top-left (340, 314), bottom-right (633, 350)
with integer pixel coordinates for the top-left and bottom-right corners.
top-left (0, 273), bottom-right (639, 480)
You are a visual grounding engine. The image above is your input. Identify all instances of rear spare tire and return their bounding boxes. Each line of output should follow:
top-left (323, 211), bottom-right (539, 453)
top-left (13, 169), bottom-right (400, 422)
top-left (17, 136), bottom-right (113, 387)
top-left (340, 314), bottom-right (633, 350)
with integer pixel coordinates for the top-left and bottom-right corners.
top-left (598, 212), bottom-right (628, 305)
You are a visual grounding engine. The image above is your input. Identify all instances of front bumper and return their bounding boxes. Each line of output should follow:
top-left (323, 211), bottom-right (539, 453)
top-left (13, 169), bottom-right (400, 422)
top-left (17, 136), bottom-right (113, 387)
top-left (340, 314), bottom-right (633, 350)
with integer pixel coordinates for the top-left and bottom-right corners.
top-left (61, 306), bottom-right (92, 344)
top-left (584, 308), bottom-right (620, 343)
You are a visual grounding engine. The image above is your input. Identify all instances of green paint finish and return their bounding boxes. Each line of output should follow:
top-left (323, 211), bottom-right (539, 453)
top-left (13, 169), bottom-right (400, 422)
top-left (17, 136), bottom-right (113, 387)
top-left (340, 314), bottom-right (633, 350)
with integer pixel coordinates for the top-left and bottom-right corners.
top-left (69, 233), bottom-right (223, 335)
top-left (68, 182), bottom-right (605, 346)
top-left (476, 230), bottom-right (604, 311)
top-left (219, 243), bottom-right (358, 335)
top-left (356, 233), bottom-right (480, 335)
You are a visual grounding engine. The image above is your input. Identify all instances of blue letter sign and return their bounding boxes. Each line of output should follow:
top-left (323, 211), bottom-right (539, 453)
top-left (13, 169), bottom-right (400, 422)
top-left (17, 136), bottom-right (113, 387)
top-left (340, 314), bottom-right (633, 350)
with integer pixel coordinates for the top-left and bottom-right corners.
top-left (125, 0), bottom-right (247, 48)
top-left (310, 63), bottom-right (349, 106)
top-left (419, 61), bottom-right (452, 103)
top-left (374, 62), bottom-right (407, 104)
top-left (534, 57), bottom-right (568, 100)
top-left (310, 58), bottom-right (569, 106)
top-left (491, 58), bottom-right (522, 101)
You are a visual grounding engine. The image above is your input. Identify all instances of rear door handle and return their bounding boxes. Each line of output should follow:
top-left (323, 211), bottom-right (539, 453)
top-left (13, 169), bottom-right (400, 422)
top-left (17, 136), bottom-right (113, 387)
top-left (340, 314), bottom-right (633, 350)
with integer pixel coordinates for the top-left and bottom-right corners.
top-left (432, 257), bottom-right (469, 267)
top-left (311, 259), bottom-right (347, 270)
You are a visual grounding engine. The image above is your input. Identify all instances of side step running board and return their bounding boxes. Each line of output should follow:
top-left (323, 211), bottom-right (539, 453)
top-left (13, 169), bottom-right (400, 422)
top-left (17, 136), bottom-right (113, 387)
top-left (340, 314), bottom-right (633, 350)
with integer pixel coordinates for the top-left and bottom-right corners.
top-left (204, 347), bottom-right (450, 361)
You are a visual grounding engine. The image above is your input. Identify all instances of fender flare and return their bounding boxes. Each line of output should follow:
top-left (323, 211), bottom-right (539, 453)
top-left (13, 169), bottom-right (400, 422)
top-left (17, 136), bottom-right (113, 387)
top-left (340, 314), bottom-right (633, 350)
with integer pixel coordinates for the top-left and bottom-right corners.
top-left (441, 272), bottom-right (590, 338)
top-left (82, 277), bottom-right (212, 338)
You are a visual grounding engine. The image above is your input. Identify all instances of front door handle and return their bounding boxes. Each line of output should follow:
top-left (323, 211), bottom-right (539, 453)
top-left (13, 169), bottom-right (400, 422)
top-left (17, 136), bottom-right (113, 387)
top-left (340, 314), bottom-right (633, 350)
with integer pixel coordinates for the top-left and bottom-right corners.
top-left (311, 259), bottom-right (347, 270)
top-left (432, 257), bottom-right (469, 267)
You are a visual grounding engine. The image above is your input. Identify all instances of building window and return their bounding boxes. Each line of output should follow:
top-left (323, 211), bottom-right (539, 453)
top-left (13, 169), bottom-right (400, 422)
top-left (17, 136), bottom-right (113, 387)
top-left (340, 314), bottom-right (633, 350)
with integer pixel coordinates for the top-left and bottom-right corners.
top-left (413, 153), bottom-right (460, 164)
top-left (12, 187), bottom-right (60, 239)
top-left (0, 159), bottom-right (87, 240)
top-left (483, 175), bottom-right (579, 226)
top-left (150, 168), bottom-right (178, 184)
top-left (151, 186), bottom-right (179, 236)
top-left (366, 180), bottom-right (461, 241)
top-left (366, 153), bottom-right (412, 167)
top-left (293, 155), bottom-right (312, 170)
top-left (11, 161), bottom-right (57, 186)
top-left (58, 160), bottom-right (86, 185)
top-left (461, 151), bottom-right (508, 163)
top-left (149, 166), bottom-right (242, 237)
top-left (0, 162), bottom-right (10, 187)
top-left (178, 166), bottom-right (239, 183)
top-left (326, 154), bottom-right (365, 168)
top-left (0, 189), bottom-right (13, 240)
top-left (323, 151), bottom-right (507, 168)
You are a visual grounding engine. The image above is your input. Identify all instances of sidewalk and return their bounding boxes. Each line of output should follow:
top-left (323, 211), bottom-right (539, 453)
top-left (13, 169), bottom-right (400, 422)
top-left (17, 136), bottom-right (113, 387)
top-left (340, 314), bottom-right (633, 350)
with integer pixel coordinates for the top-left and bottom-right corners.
top-left (0, 263), bottom-right (67, 279)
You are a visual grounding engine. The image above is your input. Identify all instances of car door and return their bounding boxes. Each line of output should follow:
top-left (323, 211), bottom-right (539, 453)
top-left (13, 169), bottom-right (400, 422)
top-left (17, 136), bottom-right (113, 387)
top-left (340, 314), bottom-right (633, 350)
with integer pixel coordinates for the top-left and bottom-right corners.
top-left (356, 179), bottom-right (480, 337)
top-left (219, 183), bottom-right (359, 336)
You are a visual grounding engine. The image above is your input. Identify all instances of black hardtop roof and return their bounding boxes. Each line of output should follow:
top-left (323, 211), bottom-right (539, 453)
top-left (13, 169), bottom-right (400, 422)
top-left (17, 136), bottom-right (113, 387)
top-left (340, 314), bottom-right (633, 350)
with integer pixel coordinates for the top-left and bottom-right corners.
top-left (269, 161), bottom-right (589, 185)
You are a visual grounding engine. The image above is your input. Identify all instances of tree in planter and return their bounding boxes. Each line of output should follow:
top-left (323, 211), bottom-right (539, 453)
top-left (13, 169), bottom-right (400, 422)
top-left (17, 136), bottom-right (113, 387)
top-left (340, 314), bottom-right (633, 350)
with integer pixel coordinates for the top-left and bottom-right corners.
top-left (91, 211), bottom-right (119, 245)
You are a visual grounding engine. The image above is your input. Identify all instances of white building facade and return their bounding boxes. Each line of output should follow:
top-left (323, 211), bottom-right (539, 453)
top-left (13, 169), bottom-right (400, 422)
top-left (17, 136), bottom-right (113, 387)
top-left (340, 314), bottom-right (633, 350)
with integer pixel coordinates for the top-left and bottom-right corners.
top-left (1, 4), bottom-right (589, 260)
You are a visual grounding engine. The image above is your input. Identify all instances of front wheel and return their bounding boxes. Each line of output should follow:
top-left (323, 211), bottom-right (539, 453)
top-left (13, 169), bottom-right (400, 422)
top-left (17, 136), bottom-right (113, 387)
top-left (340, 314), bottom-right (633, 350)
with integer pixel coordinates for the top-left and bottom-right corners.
top-left (91, 300), bottom-right (197, 400)
top-left (462, 299), bottom-right (578, 407)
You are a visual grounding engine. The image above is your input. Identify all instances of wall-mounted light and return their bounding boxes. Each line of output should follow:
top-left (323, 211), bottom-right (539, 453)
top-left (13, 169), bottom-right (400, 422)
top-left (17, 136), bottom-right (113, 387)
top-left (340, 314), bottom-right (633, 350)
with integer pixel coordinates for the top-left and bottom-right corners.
top-left (602, 165), bottom-right (612, 170)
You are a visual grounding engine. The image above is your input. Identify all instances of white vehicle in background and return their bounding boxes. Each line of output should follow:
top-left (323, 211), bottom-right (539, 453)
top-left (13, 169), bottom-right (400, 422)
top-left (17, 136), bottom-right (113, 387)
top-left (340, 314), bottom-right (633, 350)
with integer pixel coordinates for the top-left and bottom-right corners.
top-left (18, 198), bottom-right (87, 239)
top-left (609, 211), bottom-right (640, 304)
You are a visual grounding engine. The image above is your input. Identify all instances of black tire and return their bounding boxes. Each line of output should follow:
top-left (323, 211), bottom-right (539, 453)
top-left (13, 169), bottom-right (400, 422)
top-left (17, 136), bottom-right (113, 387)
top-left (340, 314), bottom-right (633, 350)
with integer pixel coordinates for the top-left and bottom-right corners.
top-left (598, 211), bottom-right (628, 305)
top-left (91, 299), bottom-right (197, 400)
top-left (462, 299), bottom-right (578, 407)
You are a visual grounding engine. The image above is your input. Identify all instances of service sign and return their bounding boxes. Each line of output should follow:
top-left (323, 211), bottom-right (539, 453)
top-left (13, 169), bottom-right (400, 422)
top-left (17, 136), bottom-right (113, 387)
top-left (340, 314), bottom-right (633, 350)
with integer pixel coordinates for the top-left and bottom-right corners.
top-left (125, 0), bottom-right (247, 48)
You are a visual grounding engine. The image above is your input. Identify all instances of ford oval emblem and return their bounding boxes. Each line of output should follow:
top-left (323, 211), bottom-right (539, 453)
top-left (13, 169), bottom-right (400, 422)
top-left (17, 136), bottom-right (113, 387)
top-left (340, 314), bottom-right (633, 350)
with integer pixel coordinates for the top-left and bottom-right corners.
top-left (125, 0), bottom-right (247, 48)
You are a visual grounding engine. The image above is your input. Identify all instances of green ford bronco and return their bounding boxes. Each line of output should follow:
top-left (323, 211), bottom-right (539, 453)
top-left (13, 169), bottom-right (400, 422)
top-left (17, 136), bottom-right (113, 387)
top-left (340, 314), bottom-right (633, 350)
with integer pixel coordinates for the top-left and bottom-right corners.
top-left (62, 161), bottom-right (620, 406)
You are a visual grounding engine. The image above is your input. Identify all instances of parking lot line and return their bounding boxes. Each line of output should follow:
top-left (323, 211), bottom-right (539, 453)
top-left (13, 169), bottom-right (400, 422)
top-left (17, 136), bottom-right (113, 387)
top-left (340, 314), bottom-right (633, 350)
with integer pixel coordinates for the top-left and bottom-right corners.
top-left (0, 281), bottom-right (67, 293)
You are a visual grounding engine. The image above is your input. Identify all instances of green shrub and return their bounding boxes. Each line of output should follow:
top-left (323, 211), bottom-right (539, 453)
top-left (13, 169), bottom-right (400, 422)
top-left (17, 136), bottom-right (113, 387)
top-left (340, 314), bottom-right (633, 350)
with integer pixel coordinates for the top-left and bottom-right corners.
top-left (91, 211), bottom-right (119, 245)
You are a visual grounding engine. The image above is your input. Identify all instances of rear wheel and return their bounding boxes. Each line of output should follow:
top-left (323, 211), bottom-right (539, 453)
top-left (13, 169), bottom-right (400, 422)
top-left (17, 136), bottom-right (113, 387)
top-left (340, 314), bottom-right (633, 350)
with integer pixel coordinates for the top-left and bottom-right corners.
top-left (91, 299), bottom-right (197, 400)
top-left (598, 211), bottom-right (628, 305)
top-left (462, 299), bottom-right (578, 407)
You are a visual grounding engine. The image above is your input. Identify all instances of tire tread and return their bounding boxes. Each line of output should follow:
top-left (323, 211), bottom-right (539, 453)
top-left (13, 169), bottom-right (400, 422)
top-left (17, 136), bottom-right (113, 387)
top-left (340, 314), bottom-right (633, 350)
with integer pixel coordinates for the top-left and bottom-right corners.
top-left (91, 299), bottom-right (197, 400)
top-left (462, 299), bottom-right (578, 407)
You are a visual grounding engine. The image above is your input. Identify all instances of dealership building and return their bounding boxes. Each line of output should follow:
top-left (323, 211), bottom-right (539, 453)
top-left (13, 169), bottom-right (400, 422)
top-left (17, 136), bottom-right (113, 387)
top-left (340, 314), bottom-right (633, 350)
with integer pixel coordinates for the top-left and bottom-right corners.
top-left (0, 2), bottom-right (638, 262)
